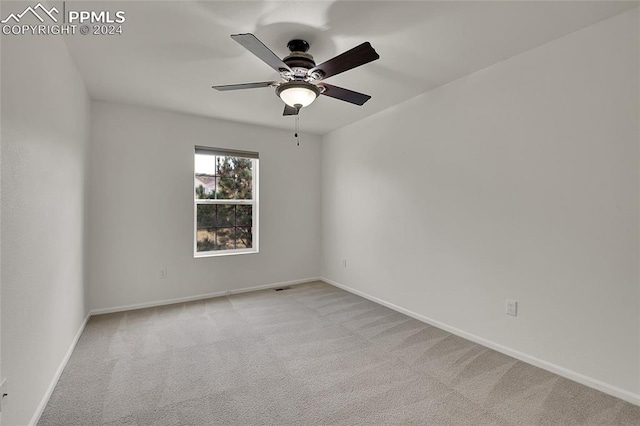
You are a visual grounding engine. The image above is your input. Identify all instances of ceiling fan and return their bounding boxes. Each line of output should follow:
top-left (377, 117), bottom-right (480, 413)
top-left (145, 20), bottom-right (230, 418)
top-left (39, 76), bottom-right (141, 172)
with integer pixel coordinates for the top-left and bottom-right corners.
top-left (212, 33), bottom-right (380, 116)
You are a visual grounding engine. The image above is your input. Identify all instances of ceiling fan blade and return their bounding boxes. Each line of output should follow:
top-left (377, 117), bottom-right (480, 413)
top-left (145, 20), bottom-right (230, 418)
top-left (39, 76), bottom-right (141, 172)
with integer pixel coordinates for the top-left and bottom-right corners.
top-left (283, 104), bottom-right (299, 116)
top-left (231, 33), bottom-right (291, 73)
top-left (319, 83), bottom-right (372, 106)
top-left (212, 82), bottom-right (277, 91)
top-left (308, 42), bottom-right (379, 80)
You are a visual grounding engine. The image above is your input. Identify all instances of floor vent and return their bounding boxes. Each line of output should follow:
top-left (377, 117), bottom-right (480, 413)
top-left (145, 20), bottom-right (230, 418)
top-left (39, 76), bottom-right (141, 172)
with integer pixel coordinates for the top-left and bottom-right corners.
top-left (274, 287), bottom-right (292, 291)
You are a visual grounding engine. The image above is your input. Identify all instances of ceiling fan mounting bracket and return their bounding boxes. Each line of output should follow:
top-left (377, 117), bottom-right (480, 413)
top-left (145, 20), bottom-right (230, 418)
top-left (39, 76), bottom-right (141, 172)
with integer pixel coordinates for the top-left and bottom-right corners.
top-left (287, 39), bottom-right (310, 53)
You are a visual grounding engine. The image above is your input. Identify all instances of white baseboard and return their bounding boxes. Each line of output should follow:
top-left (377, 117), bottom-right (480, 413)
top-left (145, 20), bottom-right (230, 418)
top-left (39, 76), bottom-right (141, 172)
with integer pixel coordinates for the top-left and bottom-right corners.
top-left (29, 312), bottom-right (91, 426)
top-left (90, 277), bottom-right (322, 316)
top-left (320, 277), bottom-right (640, 407)
top-left (90, 290), bottom-right (230, 315)
top-left (228, 277), bottom-right (321, 295)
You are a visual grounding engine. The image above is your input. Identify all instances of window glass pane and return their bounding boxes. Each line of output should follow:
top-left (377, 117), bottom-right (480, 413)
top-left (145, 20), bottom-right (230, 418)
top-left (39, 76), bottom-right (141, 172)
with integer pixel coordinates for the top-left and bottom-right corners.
top-left (234, 158), bottom-right (253, 200)
top-left (195, 153), bottom-right (217, 200)
top-left (216, 156), bottom-right (236, 199)
top-left (196, 204), bottom-right (216, 228)
top-left (216, 178), bottom-right (236, 199)
top-left (196, 228), bottom-right (218, 252)
top-left (219, 156), bottom-right (252, 200)
top-left (194, 153), bottom-right (217, 174)
top-left (194, 175), bottom-right (216, 200)
top-left (216, 227), bottom-right (236, 250)
top-left (195, 154), bottom-right (252, 201)
top-left (215, 204), bottom-right (235, 227)
top-left (236, 227), bottom-right (252, 249)
top-left (196, 204), bottom-right (254, 252)
top-left (237, 205), bottom-right (252, 227)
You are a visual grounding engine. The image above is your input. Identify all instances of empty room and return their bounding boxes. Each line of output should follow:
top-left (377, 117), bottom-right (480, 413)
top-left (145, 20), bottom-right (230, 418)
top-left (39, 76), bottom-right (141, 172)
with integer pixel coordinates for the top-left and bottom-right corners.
top-left (2, 0), bottom-right (640, 424)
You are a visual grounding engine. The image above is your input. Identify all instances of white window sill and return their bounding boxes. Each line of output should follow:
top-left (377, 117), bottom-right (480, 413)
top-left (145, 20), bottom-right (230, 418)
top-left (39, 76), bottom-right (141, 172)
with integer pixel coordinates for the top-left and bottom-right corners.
top-left (194, 248), bottom-right (258, 258)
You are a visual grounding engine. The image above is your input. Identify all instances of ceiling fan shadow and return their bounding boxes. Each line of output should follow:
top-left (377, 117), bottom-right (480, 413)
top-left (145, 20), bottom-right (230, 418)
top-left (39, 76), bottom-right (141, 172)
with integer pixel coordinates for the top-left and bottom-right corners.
top-left (324, 1), bottom-right (447, 37)
top-left (131, 1), bottom-right (246, 64)
top-left (247, 21), bottom-right (337, 63)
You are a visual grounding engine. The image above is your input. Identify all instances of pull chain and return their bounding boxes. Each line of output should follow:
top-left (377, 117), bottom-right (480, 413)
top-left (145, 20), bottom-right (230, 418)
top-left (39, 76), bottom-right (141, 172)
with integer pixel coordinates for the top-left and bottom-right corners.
top-left (295, 113), bottom-right (300, 146)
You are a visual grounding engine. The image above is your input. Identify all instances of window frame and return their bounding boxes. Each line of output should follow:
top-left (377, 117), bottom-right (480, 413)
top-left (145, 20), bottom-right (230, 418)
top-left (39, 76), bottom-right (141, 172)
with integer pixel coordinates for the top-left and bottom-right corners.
top-left (193, 146), bottom-right (259, 258)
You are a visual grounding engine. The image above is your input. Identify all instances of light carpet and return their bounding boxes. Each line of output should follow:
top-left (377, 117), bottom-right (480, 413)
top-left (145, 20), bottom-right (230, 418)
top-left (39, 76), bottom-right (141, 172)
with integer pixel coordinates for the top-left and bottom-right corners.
top-left (39, 281), bottom-right (640, 425)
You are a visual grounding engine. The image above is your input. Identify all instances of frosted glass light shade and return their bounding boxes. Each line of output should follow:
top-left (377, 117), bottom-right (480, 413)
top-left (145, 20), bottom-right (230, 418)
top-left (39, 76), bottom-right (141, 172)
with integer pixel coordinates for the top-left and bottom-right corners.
top-left (276, 82), bottom-right (320, 108)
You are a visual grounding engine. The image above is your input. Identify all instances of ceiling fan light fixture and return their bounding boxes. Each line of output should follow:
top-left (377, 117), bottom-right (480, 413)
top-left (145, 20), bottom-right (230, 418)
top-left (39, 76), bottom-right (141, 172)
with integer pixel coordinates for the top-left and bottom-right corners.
top-left (276, 81), bottom-right (320, 108)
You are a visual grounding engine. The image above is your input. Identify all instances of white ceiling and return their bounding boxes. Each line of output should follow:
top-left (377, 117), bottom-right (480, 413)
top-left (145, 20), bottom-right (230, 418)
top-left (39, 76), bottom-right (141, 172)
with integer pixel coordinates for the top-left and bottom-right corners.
top-left (63, 1), bottom-right (638, 135)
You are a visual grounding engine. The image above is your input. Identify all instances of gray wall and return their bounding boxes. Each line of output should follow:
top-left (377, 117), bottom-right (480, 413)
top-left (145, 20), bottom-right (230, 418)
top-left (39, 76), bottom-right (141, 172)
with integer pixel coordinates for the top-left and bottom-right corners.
top-left (321, 9), bottom-right (640, 399)
top-left (88, 101), bottom-right (322, 311)
top-left (1, 23), bottom-right (91, 425)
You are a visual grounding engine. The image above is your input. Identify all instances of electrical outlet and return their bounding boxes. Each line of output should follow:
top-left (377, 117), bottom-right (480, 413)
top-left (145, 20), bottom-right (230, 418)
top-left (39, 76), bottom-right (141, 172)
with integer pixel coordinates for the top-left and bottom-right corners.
top-left (506, 299), bottom-right (518, 317)
top-left (160, 268), bottom-right (167, 279)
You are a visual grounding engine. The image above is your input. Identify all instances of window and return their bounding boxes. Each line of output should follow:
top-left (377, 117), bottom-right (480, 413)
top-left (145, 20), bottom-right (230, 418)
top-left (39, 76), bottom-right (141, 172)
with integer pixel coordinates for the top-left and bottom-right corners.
top-left (194, 147), bottom-right (258, 256)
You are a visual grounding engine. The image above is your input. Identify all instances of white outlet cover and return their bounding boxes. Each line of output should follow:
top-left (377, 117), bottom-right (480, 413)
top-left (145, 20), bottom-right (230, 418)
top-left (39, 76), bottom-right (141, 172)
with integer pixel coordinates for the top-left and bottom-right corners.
top-left (506, 299), bottom-right (518, 316)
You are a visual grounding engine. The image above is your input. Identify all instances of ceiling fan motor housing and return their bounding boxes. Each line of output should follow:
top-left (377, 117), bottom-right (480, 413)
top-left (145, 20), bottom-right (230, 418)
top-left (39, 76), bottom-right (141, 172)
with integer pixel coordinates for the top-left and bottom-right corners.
top-left (283, 52), bottom-right (315, 72)
top-left (283, 39), bottom-right (316, 77)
